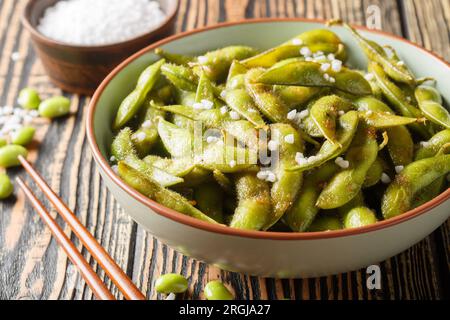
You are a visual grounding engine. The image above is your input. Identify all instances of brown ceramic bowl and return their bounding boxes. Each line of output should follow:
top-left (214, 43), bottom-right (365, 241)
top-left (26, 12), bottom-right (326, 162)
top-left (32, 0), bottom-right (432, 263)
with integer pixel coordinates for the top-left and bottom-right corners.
top-left (22, 0), bottom-right (179, 95)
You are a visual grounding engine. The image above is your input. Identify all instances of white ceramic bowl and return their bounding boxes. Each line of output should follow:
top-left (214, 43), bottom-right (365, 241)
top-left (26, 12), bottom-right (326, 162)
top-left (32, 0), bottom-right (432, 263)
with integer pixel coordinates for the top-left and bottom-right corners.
top-left (87, 19), bottom-right (450, 278)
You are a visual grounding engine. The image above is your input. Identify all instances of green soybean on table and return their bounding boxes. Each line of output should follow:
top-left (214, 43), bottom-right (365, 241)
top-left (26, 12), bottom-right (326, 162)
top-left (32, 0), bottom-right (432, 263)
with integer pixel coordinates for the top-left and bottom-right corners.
top-left (0, 0), bottom-right (449, 300)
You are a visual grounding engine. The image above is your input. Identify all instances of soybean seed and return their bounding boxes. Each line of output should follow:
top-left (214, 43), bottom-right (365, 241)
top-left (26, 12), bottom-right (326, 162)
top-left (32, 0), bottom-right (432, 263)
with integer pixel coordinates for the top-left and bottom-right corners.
top-left (18, 88), bottom-right (41, 110)
top-left (0, 145), bottom-right (28, 168)
top-left (155, 273), bottom-right (188, 294)
top-left (204, 281), bottom-right (233, 300)
top-left (11, 126), bottom-right (35, 146)
top-left (39, 96), bottom-right (71, 118)
top-left (0, 173), bottom-right (14, 200)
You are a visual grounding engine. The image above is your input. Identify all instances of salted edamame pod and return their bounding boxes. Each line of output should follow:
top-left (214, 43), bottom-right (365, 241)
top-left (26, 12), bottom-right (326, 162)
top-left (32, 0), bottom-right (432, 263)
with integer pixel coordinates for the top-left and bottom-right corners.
top-left (415, 85), bottom-right (450, 129)
top-left (316, 124), bottom-right (379, 209)
top-left (195, 46), bottom-right (258, 82)
top-left (264, 124), bottom-right (304, 230)
top-left (338, 21), bottom-right (415, 86)
top-left (283, 162), bottom-right (339, 232)
top-left (113, 59), bottom-right (164, 129)
top-left (256, 60), bottom-right (372, 96)
top-left (118, 162), bottom-right (218, 224)
top-left (111, 128), bottom-right (183, 187)
top-left (288, 111), bottom-right (359, 172)
top-left (415, 129), bottom-right (450, 160)
top-left (230, 172), bottom-right (271, 230)
top-left (309, 95), bottom-right (353, 144)
top-left (381, 155), bottom-right (450, 219)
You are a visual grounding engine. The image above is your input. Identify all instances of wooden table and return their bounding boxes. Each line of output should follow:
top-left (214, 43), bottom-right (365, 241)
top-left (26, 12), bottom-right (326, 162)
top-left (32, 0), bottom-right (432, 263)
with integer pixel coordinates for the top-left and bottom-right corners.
top-left (0, 0), bottom-right (449, 300)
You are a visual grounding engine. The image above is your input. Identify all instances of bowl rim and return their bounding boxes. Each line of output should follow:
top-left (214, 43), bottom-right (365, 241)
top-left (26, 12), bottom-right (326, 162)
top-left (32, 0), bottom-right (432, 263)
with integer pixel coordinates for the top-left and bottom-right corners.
top-left (87, 18), bottom-right (450, 241)
top-left (21, 0), bottom-right (180, 50)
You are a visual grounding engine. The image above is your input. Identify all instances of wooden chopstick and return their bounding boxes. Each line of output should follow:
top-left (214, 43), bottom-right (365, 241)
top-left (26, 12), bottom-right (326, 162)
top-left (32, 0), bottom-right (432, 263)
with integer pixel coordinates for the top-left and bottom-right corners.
top-left (18, 156), bottom-right (146, 301)
top-left (16, 177), bottom-right (116, 300)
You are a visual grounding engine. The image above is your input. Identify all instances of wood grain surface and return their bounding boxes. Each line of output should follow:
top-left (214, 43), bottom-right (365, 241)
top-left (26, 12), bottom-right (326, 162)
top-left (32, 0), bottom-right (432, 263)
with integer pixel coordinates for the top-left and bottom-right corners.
top-left (0, 0), bottom-right (449, 300)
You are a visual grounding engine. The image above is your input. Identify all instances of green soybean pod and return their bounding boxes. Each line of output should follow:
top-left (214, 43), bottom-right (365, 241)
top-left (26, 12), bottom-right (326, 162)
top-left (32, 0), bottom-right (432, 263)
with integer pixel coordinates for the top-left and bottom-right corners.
top-left (0, 145), bottom-right (28, 168)
top-left (382, 155), bottom-right (450, 219)
top-left (155, 273), bottom-right (188, 294)
top-left (0, 173), bottom-right (14, 200)
top-left (11, 126), bottom-right (35, 146)
top-left (39, 96), bottom-right (71, 118)
top-left (18, 88), bottom-right (41, 110)
top-left (0, 137), bottom-right (6, 148)
top-left (343, 207), bottom-right (378, 229)
top-left (204, 280), bottom-right (234, 300)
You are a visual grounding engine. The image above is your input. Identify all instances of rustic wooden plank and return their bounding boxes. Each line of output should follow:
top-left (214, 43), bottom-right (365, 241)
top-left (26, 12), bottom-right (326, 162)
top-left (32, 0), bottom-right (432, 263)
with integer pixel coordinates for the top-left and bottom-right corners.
top-left (0, 0), bottom-right (448, 300)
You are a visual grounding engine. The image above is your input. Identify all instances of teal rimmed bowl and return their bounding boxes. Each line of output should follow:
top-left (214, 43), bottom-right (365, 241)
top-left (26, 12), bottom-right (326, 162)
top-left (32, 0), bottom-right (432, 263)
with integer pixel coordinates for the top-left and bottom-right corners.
top-left (87, 19), bottom-right (450, 278)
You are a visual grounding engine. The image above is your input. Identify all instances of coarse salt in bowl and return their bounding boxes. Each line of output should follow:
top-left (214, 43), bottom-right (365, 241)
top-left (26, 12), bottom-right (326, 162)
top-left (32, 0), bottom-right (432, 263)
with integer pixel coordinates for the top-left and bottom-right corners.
top-left (22, 0), bottom-right (179, 95)
top-left (37, 0), bottom-right (167, 46)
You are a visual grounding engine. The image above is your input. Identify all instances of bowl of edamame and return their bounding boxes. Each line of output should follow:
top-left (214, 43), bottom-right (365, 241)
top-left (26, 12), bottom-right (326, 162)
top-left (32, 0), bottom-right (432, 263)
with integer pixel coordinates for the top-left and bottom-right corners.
top-left (87, 19), bottom-right (450, 277)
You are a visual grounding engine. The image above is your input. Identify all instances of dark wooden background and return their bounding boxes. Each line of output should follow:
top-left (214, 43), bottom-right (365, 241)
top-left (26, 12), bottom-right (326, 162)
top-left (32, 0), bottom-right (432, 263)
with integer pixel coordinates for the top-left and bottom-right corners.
top-left (0, 0), bottom-right (449, 300)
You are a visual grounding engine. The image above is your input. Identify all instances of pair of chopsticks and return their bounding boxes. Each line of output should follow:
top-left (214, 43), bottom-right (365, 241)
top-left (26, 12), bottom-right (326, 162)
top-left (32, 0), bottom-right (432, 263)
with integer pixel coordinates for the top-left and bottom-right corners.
top-left (16, 156), bottom-right (145, 300)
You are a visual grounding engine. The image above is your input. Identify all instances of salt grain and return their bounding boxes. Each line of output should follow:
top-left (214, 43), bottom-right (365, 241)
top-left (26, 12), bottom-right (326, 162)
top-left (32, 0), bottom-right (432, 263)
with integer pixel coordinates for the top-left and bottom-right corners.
top-left (229, 160), bottom-right (237, 168)
top-left (292, 38), bottom-right (303, 45)
top-left (287, 109), bottom-right (297, 120)
top-left (300, 47), bottom-right (312, 57)
top-left (229, 111), bottom-right (240, 120)
top-left (135, 132), bottom-right (147, 142)
top-left (395, 165), bottom-right (404, 174)
top-left (364, 73), bottom-right (374, 81)
top-left (381, 173), bottom-right (391, 184)
top-left (268, 140), bottom-right (279, 151)
top-left (142, 120), bottom-right (152, 129)
top-left (284, 134), bottom-right (295, 144)
top-left (37, 0), bottom-right (166, 46)
top-left (11, 52), bottom-right (21, 61)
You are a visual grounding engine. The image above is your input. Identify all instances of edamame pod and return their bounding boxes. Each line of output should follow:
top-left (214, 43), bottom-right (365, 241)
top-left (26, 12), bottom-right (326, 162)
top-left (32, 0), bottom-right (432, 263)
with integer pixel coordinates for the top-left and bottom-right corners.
top-left (161, 63), bottom-right (198, 92)
top-left (132, 100), bottom-right (165, 157)
top-left (310, 95), bottom-right (353, 144)
top-left (415, 129), bottom-right (450, 160)
top-left (283, 162), bottom-right (339, 232)
top-left (415, 85), bottom-right (450, 129)
top-left (118, 162), bottom-right (217, 224)
top-left (354, 96), bottom-right (414, 166)
top-left (256, 61), bottom-right (372, 96)
top-left (195, 46), bottom-right (258, 82)
top-left (369, 62), bottom-right (431, 138)
top-left (155, 48), bottom-right (194, 65)
top-left (265, 124), bottom-right (304, 230)
top-left (113, 59), bottom-right (164, 129)
top-left (245, 68), bottom-right (291, 123)
top-left (343, 207), bottom-right (378, 229)
top-left (340, 22), bottom-right (415, 85)
top-left (381, 155), bottom-right (450, 218)
top-left (230, 172), bottom-right (271, 230)
top-left (111, 128), bottom-right (183, 187)
top-left (288, 111), bottom-right (359, 172)
top-left (157, 118), bottom-right (193, 158)
top-left (224, 88), bottom-right (266, 128)
top-left (316, 125), bottom-right (378, 209)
